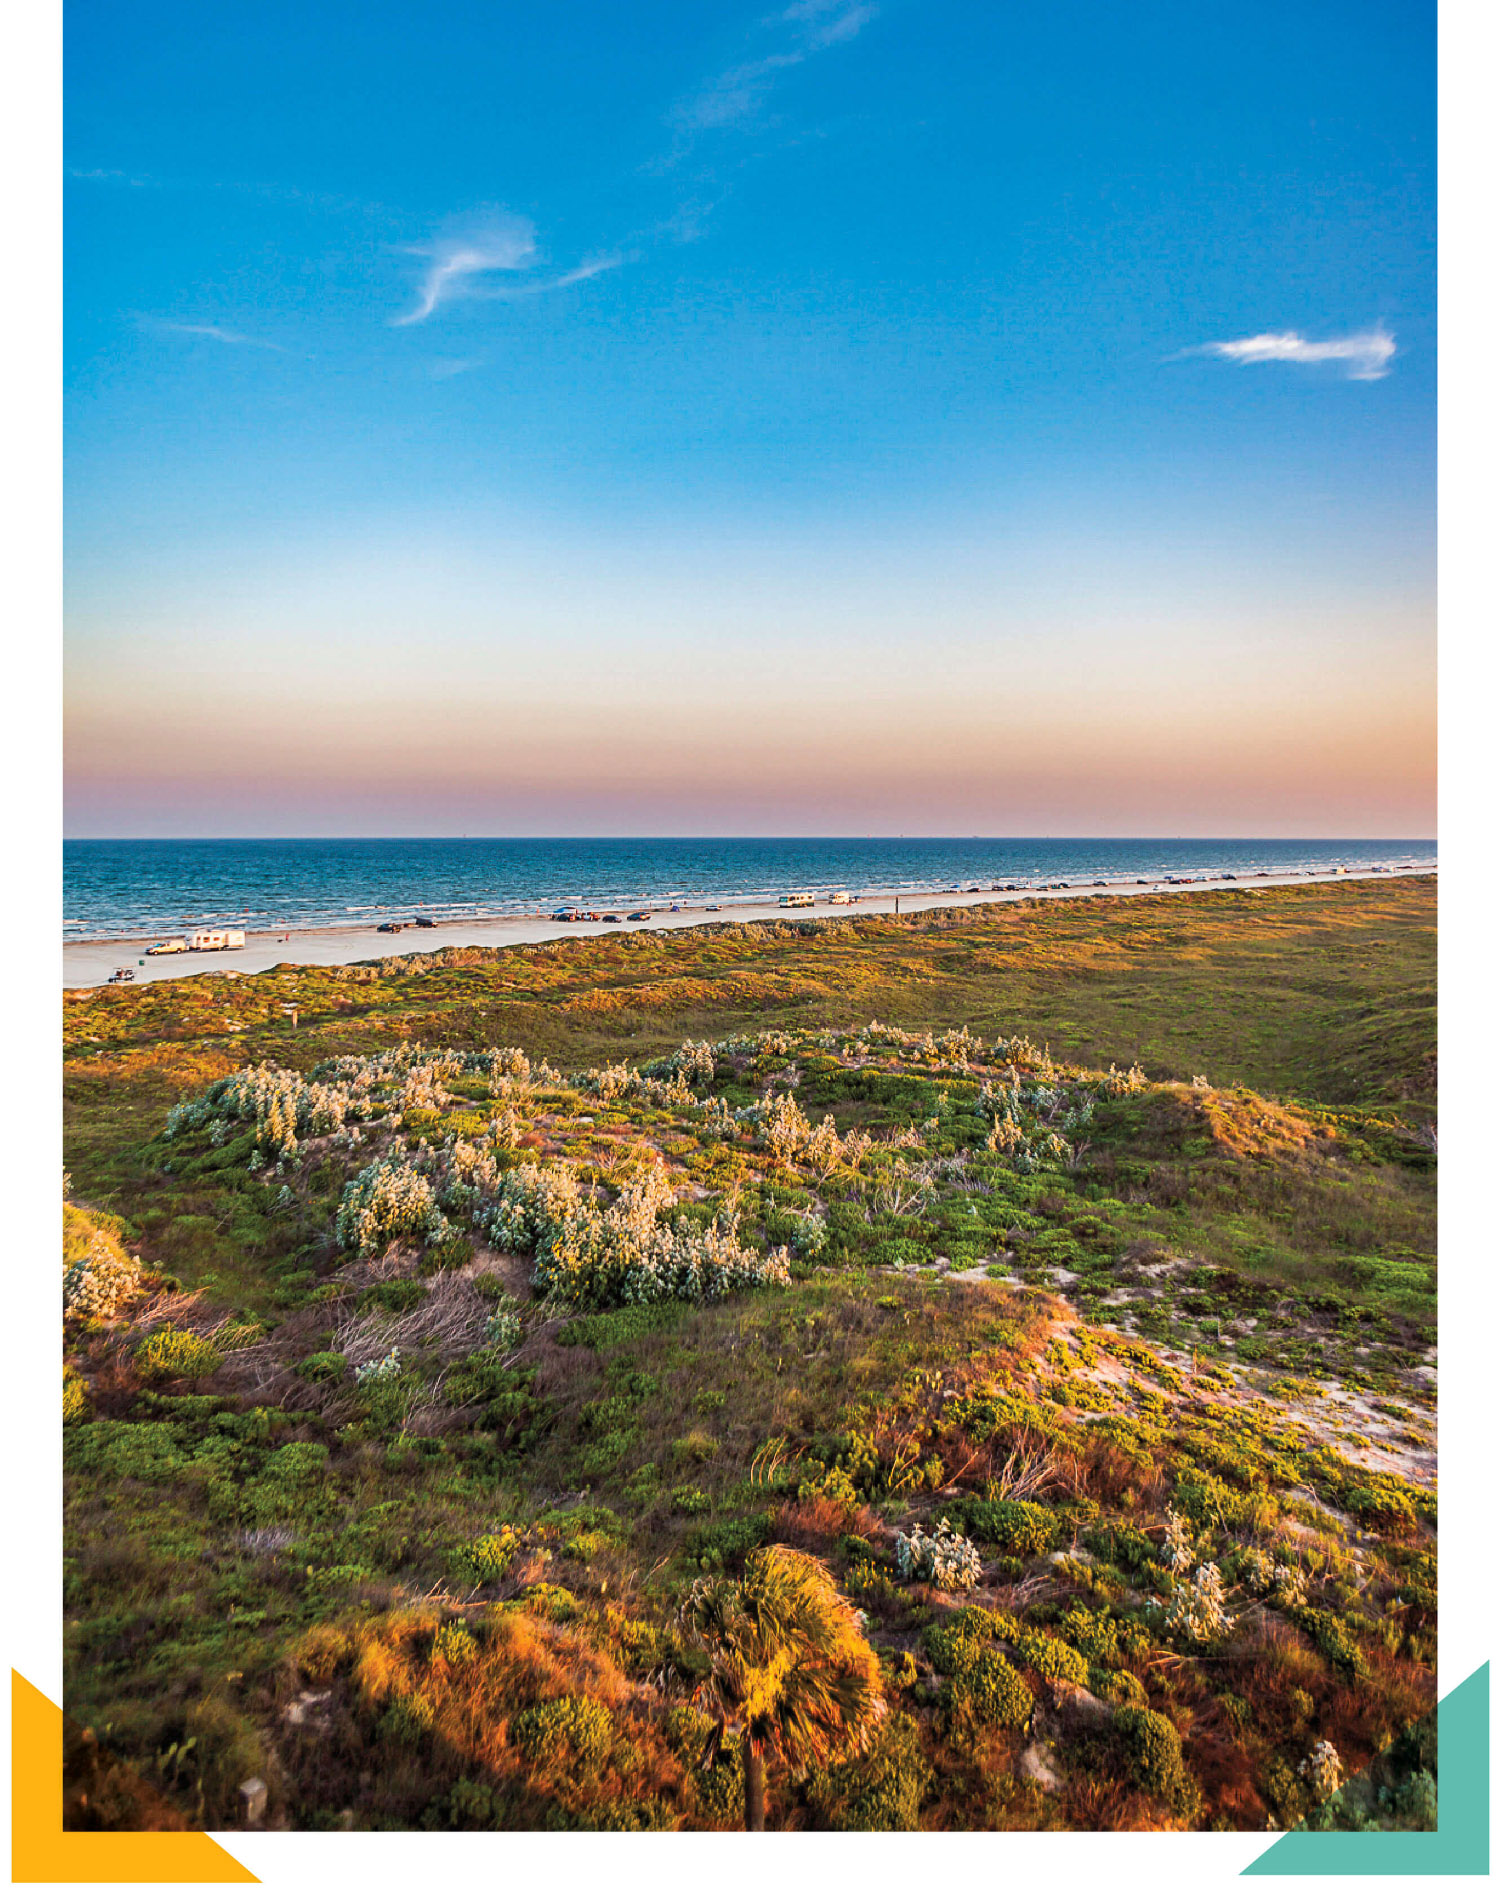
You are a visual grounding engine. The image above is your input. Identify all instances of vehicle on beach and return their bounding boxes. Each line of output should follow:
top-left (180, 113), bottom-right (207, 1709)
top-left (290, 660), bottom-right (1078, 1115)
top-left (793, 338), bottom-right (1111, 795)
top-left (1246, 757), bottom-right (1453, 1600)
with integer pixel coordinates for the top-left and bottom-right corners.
top-left (188, 929), bottom-right (246, 951)
top-left (779, 892), bottom-right (815, 908)
top-left (108, 966), bottom-right (135, 983)
top-left (146, 938), bottom-right (189, 955)
top-left (828, 891), bottom-right (853, 904)
top-left (552, 909), bottom-right (579, 921)
top-left (377, 922), bottom-right (404, 934)
top-left (704, 904), bottom-right (720, 912)
top-left (602, 913), bottom-right (622, 923)
top-left (412, 917), bottom-right (436, 929)
top-left (627, 910), bottom-right (651, 921)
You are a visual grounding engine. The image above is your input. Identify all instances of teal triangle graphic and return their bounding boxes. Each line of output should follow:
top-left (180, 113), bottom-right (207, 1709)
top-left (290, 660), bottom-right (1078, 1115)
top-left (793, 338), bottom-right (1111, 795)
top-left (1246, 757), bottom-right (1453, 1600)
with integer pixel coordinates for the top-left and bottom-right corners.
top-left (1244, 1662), bottom-right (1488, 1875)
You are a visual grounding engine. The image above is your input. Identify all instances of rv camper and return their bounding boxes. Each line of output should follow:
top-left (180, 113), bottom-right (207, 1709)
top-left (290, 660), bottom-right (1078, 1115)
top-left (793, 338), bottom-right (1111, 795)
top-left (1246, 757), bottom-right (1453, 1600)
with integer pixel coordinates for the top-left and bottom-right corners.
top-left (779, 892), bottom-right (815, 908)
top-left (189, 929), bottom-right (246, 951)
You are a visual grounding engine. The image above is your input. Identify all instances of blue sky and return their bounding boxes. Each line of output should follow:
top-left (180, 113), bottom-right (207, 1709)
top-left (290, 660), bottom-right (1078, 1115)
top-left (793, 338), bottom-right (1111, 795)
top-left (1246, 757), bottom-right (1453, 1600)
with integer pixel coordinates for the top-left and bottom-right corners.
top-left (64, 0), bottom-right (1436, 836)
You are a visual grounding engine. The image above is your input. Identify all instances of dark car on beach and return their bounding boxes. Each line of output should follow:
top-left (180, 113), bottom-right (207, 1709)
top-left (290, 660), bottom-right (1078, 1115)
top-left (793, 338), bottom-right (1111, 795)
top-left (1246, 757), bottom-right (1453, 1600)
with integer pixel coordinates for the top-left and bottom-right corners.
top-left (602, 913), bottom-right (622, 923)
top-left (552, 909), bottom-right (579, 921)
top-left (377, 922), bottom-right (404, 933)
top-left (627, 910), bottom-right (651, 921)
top-left (412, 917), bottom-right (436, 928)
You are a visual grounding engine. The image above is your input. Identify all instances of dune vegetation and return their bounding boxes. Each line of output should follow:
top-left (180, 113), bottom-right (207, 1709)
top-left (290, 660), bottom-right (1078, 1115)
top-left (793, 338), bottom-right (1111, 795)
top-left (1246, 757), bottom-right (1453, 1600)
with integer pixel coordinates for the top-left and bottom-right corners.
top-left (61, 880), bottom-right (1437, 1832)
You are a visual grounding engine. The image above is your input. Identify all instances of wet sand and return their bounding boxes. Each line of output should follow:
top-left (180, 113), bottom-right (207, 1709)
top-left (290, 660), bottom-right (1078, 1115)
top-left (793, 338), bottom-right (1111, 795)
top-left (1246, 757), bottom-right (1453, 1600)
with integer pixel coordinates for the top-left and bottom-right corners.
top-left (62, 865), bottom-right (1433, 990)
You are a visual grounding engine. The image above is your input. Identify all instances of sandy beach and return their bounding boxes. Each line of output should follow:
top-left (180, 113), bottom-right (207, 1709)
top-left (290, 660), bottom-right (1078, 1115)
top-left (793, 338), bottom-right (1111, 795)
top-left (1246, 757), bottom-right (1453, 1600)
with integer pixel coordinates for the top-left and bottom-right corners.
top-left (62, 863), bottom-right (1434, 990)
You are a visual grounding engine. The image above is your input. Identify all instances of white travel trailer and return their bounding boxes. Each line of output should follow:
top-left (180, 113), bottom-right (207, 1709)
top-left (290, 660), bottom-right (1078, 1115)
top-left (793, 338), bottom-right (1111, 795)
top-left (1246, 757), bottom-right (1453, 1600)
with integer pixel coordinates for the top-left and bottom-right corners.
top-left (779, 892), bottom-right (815, 908)
top-left (189, 929), bottom-right (247, 951)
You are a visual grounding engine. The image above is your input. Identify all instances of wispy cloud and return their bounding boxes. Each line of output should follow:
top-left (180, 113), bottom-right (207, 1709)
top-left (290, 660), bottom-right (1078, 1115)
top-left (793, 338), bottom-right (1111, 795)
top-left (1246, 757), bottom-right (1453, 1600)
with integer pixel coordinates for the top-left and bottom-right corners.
top-left (394, 211), bottom-right (537, 325)
top-left (141, 317), bottom-right (286, 351)
top-left (1187, 325), bottom-right (1397, 382)
top-left (427, 356), bottom-right (485, 380)
top-left (397, 6), bottom-right (877, 331)
top-left (668, 0), bottom-right (877, 146)
top-left (393, 210), bottom-right (623, 325)
top-left (70, 165), bottom-right (153, 188)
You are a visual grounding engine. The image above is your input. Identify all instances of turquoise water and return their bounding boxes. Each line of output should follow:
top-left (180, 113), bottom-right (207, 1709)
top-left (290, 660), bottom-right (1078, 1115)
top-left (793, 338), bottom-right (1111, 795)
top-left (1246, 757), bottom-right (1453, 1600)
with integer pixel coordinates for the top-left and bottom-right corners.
top-left (62, 837), bottom-right (1436, 941)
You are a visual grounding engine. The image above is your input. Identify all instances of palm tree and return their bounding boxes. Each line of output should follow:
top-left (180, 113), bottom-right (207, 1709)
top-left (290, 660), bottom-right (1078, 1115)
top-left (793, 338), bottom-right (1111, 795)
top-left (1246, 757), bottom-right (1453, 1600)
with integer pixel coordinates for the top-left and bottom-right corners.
top-left (674, 1543), bottom-right (886, 1831)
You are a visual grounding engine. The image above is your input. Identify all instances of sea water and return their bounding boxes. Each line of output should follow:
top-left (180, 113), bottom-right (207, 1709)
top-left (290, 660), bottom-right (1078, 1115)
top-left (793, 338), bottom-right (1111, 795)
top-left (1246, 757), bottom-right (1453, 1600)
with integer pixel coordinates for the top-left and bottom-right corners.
top-left (61, 837), bottom-right (1437, 942)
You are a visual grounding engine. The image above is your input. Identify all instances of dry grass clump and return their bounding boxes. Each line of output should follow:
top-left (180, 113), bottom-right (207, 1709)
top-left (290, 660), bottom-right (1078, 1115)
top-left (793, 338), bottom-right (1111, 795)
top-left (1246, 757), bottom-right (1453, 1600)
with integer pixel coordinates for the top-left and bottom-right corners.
top-left (288, 1604), bottom-right (686, 1827)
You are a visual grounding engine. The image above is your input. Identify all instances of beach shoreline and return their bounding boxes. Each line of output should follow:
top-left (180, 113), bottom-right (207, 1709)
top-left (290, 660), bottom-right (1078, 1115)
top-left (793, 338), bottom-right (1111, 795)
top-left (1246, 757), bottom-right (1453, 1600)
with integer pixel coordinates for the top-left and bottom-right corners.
top-left (62, 863), bottom-right (1435, 990)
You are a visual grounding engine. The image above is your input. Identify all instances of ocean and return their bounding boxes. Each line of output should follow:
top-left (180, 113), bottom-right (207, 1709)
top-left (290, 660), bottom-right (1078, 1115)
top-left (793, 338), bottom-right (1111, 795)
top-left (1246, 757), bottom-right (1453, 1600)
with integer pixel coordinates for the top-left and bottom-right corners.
top-left (61, 838), bottom-right (1437, 942)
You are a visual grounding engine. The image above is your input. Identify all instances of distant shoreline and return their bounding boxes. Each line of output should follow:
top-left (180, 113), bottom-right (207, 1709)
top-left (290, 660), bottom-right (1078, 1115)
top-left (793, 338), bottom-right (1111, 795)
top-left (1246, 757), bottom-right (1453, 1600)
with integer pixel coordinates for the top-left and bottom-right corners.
top-left (62, 862), bottom-right (1436, 990)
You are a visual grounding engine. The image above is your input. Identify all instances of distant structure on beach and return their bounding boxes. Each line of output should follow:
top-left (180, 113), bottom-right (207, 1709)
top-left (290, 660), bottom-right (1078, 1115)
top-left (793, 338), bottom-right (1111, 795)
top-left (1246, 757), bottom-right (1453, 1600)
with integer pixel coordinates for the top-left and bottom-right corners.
top-left (779, 892), bottom-right (816, 908)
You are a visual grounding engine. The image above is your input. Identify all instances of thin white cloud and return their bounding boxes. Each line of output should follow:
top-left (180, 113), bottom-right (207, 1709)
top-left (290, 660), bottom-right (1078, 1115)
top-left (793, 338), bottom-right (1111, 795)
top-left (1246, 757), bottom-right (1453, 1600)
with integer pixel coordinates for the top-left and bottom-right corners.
top-left (669, 0), bottom-right (877, 141)
top-left (1190, 325), bottom-right (1397, 381)
top-left (394, 213), bottom-right (623, 325)
top-left (476, 252), bottom-right (627, 302)
top-left (394, 211), bottom-right (538, 325)
top-left (781, 0), bottom-right (879, 50)
top-left (142, 317), bottom-right (286, 351)
top-left (427, 356), bottom-right (485, 380)
top-left (70, 165), bottom-right (153, 187)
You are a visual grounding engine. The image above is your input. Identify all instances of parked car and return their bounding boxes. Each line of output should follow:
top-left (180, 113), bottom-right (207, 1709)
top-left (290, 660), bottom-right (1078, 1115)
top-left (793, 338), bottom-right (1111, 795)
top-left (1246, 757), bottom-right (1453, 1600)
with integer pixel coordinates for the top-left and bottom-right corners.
top-left (377, 921), bottom-right (404, 934)
top-left (412, 917), bottom-right (436, 928)
top-left (552, 909), bottom-right (579, 921)
top-left (146, 938), bottom-right (188, 955)
top-left (602, 913), bottom-right (622, 923)
top-left (108, 966), bottom-right (135, 983)
top-left (627, 910), bottom-right (651, 921)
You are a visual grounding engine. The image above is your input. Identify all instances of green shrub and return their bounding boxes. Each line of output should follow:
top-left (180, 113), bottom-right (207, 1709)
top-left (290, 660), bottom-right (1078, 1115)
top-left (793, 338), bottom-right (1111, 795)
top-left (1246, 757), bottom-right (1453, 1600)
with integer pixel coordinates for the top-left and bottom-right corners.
top-left (1013, 1629), bottom-right (1089, 1686)
top-left (296, 1351), bottom-right (347, 1382)
top-left (63, 1367), bottom-right (89, 1425)
top-left (423, 1776), bottom-right (508, 1828)
top-left (425, 1233), bottom-right (474, 1272)
top-left (950, 1651), bottom-right (1033, 1729)
top-left (666, 1708), bottom-right (745, 1825)
top-left (510, 1696), bottom-right (613, 1768)
top-left (134, 1325), bottom-right (223, 1384)
top-left (683, 1511), bottom-right (774, 1572)
top-left (1113, 1706), bottom-right (1200, 1817)
top-left (1284, 1604), bottom-right (1371, 1680)
top-left (378, 1693), bottom-right (434, 1746)
top-left (949, 1496), bottom-right (1059, 1555)
top-left (804, 1713), bottom-right (935, 1830)
top-left (518, 1583), bottom-right (579, 1622)
top-left (453, 1529), bottom-right (520, 1584)
top-left (358, 1279), bottom-right (426, 1315)
top-left (672, 1485), bottom-right (712, 1515)
top-left (1089, 1665), bottom-right (1147, 1708)
top-left (430, 1621), bottom-right (478, 1667)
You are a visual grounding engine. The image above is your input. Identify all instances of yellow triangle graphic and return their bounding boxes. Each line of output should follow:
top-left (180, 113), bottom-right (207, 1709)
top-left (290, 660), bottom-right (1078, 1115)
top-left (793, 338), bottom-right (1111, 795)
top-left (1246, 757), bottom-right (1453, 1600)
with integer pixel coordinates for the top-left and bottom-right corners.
top-left (11, 1671), bottom-right (258, 1883)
